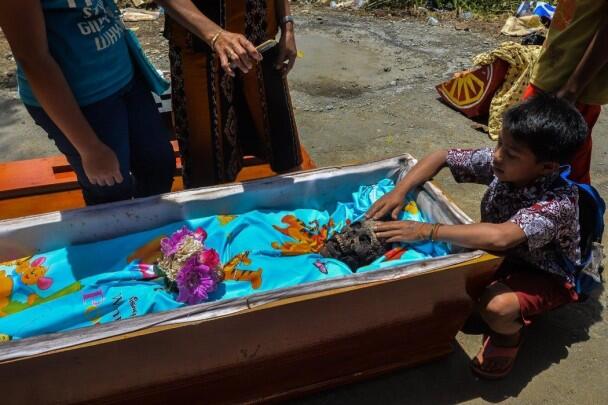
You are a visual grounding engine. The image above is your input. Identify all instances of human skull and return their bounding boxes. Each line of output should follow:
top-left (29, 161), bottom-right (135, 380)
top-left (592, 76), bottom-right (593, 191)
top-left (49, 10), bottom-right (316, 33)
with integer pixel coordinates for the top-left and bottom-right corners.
top-left (320, 220), bottom-right (388, 271)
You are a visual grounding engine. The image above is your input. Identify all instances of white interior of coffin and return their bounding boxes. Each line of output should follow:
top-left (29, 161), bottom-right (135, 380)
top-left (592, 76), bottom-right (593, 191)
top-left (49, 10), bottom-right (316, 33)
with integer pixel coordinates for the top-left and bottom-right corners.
top-left (0, 154), bottom-right (483, 361)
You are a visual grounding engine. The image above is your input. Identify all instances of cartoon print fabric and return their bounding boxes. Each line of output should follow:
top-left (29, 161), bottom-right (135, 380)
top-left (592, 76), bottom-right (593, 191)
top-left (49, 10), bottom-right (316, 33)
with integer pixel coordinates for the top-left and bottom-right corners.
top-left (0, 179), bottom-right (449, 341)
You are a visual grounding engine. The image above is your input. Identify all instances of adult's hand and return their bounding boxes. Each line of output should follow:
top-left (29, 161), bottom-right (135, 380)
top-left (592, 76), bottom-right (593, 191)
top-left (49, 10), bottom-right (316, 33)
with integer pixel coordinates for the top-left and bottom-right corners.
top-left (80, 142), bottom-right (124, 187)
top-left (214, 31), bottom-right (262, 77)
top-left (276, 26), bottom-right (297, 75)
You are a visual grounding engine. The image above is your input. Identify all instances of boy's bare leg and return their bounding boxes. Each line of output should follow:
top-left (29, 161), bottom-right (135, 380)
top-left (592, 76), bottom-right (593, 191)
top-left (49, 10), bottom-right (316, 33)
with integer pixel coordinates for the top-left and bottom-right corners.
top-left (475, 282), bottom-right (523, 372)
top-left (480, 282), bottom-right (523, 338)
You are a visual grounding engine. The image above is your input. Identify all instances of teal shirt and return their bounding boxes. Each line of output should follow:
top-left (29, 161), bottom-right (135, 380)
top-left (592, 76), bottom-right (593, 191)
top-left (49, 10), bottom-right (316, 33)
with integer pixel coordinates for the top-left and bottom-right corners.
top-left (17, 0), bottom-right (134, 106)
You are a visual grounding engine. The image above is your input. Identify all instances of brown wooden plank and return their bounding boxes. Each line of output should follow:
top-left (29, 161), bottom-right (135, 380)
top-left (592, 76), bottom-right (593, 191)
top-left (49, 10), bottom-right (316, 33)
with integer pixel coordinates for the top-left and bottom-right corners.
top-left (0, 147), bottom-right (315, 219)
top-left (0, 141), bottom-right (182, 199)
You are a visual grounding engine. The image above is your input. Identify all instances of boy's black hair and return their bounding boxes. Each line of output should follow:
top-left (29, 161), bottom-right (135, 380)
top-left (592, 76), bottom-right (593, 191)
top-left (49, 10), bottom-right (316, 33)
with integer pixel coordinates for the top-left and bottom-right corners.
top-left (502, 92), bottom-right (588, 163)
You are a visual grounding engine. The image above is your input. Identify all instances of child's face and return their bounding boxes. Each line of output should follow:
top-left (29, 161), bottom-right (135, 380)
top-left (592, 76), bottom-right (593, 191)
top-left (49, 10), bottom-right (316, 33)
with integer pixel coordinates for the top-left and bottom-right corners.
top-left (492, 129), bottom-right (559, 186)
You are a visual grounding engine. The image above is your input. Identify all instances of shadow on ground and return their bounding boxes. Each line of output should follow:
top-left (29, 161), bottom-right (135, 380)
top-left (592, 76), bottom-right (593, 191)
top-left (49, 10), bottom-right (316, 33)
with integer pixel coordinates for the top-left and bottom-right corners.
top-left (294, 294), bottom-right (603, 404)
top-left (0, 98), bottom-right (22, 130)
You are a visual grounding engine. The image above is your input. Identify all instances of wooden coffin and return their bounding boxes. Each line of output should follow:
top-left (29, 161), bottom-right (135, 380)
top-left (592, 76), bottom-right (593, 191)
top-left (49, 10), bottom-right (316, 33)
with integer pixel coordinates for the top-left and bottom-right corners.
top-left (0, 156), bottom-right (502, 404)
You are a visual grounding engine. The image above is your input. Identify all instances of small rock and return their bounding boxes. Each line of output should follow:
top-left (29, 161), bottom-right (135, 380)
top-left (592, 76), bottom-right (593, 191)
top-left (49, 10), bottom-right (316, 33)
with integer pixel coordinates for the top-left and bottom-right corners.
top-left (454, 23), bottom-right (470, 31)
top-left (384, 66), bottom-right (392, 72)
top-left (390, 80), bottom-right (397, 86)
top-left (325, 105), bottom-right (334, 111)
top-left (427, 16), bottom-right (439, 26)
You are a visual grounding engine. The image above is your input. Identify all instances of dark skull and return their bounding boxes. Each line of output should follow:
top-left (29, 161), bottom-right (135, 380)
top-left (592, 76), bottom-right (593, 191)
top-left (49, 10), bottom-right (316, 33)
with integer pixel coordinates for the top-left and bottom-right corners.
top-left (320, 220), bottom-right (388, 272)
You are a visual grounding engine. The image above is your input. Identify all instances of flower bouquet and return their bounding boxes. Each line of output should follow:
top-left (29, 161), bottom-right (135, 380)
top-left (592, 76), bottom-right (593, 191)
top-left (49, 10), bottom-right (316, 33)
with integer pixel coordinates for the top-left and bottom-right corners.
top-left (156, 226), bottom-right (224, 305)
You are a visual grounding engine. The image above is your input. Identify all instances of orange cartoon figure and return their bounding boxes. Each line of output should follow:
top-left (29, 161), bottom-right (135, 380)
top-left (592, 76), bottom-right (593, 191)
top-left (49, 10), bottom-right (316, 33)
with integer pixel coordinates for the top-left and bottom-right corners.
top-left (271, 215), bottom-right (334, 255)
top-left (127, 235), bottom-right (164, 265)
top-left (0, 256), bottom-right (53, 316)
top-left (223, 252), bottom-right (263, 289)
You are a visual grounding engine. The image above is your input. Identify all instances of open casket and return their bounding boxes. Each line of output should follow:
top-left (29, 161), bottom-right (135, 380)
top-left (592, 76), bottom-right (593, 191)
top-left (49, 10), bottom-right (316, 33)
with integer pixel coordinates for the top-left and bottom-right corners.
top-left (0, 155), bottom-right (502, 404)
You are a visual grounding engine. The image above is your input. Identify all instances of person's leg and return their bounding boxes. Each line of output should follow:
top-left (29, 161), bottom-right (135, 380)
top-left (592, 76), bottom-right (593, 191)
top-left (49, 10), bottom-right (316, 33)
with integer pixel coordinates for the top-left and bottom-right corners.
top-left (259, 46), bottom-right (303, 174)
top-left (26, 92), bottom-right (135, 206)
top-left (124, 75), bottom-right (175, 198)
top-left (471, 266), bottom-right (576, 379)
top-left (522, 83), bottom-right (601, 184)
top-left (168, 31), bottom-right (221, 188)
top-left (479, 282), bottom-right (523, 340)
top-left (238, 45), bottom-right (303, 176)
top-left (568, 104), bottom-right (601, 184)
top-left (472, 282), bottom-right (523, 377)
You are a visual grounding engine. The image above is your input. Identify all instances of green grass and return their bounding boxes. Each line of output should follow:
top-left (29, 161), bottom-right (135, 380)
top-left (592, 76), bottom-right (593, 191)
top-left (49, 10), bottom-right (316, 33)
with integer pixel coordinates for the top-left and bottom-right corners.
top-left (364, 0), bottom-right (539, 15)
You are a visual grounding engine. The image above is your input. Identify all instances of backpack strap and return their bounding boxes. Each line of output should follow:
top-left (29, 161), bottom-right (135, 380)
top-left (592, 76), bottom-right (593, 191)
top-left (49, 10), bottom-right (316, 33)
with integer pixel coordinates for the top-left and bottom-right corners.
top-left (560, 166), bottom-right (606, 240)
top-left (559, 166), bottom-right (605, 297)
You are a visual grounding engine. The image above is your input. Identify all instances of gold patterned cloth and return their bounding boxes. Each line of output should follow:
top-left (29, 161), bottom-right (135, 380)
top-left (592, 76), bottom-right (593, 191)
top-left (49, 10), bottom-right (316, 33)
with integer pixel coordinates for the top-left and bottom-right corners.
top-left (473, 42), bottom-right (542, 140)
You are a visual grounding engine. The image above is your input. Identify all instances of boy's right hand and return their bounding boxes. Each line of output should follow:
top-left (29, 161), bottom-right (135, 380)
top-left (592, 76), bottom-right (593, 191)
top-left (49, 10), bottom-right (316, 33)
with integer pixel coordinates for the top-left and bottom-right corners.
top-left (80, 143), bottom-right (123, 187)
top-left (366, 190), bottom-right (407, 220)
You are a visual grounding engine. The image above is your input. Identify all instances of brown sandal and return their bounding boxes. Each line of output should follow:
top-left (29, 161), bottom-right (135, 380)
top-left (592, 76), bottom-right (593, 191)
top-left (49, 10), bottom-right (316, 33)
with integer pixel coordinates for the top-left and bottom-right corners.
top-left (470, 334), bottom-right (522, 380)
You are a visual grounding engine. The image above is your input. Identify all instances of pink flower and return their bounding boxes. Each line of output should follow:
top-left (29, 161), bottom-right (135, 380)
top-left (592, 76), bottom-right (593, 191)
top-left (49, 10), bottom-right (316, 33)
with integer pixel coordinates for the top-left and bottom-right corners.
top-left (194, 227), bottom-right (208, 242)
top-left (199, 248), bottom-right (220, 269)
top-left (175, 256), bottom-right (219, 305)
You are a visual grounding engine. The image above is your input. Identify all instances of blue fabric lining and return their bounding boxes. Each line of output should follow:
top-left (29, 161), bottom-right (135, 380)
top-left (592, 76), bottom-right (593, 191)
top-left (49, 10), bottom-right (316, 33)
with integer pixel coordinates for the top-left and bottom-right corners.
top-left (0, 179), bottom-right (450, 340)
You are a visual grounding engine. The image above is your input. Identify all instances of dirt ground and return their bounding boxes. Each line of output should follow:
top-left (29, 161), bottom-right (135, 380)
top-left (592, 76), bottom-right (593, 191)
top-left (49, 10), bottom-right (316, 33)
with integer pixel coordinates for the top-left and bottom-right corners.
top-left (0, 5), bottom-right (606, 404)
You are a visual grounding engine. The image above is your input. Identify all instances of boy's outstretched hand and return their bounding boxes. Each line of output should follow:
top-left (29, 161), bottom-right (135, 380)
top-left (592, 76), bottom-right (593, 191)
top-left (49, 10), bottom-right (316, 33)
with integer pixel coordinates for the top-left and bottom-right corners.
top-left (373, 220), bottom-right (432, 243)
top-left (366, 190), bottom-right (408, 220)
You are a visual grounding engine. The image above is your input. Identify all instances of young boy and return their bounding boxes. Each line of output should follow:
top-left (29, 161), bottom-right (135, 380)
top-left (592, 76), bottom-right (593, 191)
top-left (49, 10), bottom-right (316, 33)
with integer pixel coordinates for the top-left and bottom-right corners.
top-left (367, 94), bottom-right (589, 379)
top-left (525, 0), bottom-right (608, 184)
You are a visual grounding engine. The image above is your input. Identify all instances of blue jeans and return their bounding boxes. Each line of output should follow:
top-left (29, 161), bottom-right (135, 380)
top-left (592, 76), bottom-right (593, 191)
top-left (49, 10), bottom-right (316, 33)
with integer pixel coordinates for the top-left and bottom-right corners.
top-left (27, 76), bottom-right (175, 205)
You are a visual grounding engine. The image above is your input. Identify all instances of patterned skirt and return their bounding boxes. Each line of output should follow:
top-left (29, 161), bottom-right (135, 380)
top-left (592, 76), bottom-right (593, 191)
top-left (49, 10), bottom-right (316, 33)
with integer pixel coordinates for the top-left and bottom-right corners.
top-left (165, 0), bottom-right (302, 188)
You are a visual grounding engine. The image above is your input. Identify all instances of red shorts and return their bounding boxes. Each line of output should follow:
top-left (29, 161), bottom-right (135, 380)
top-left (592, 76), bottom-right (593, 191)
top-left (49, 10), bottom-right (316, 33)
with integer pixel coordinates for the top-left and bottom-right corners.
top-left (493, 263), bottom-right (578, 326)
top-left (522, 84), bottom-right (601, 184)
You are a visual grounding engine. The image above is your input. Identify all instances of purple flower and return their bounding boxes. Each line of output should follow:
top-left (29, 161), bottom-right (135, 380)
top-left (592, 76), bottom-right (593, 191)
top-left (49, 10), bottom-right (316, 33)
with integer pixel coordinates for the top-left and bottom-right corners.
top-left (160, 226), bottom-right (207, 256)
top-left (175, 256), bottom-right (219, 305)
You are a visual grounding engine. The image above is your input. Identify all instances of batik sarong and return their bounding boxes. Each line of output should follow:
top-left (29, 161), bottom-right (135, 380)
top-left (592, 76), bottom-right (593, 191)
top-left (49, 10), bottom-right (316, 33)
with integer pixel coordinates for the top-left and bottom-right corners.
top-left (165, 0), bottom-right (302, 188)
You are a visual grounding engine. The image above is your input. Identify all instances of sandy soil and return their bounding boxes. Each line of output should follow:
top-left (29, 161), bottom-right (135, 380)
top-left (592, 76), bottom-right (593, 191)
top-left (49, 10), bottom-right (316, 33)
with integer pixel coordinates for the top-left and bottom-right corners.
top-left (0, 5), bottom-right (606, 404)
